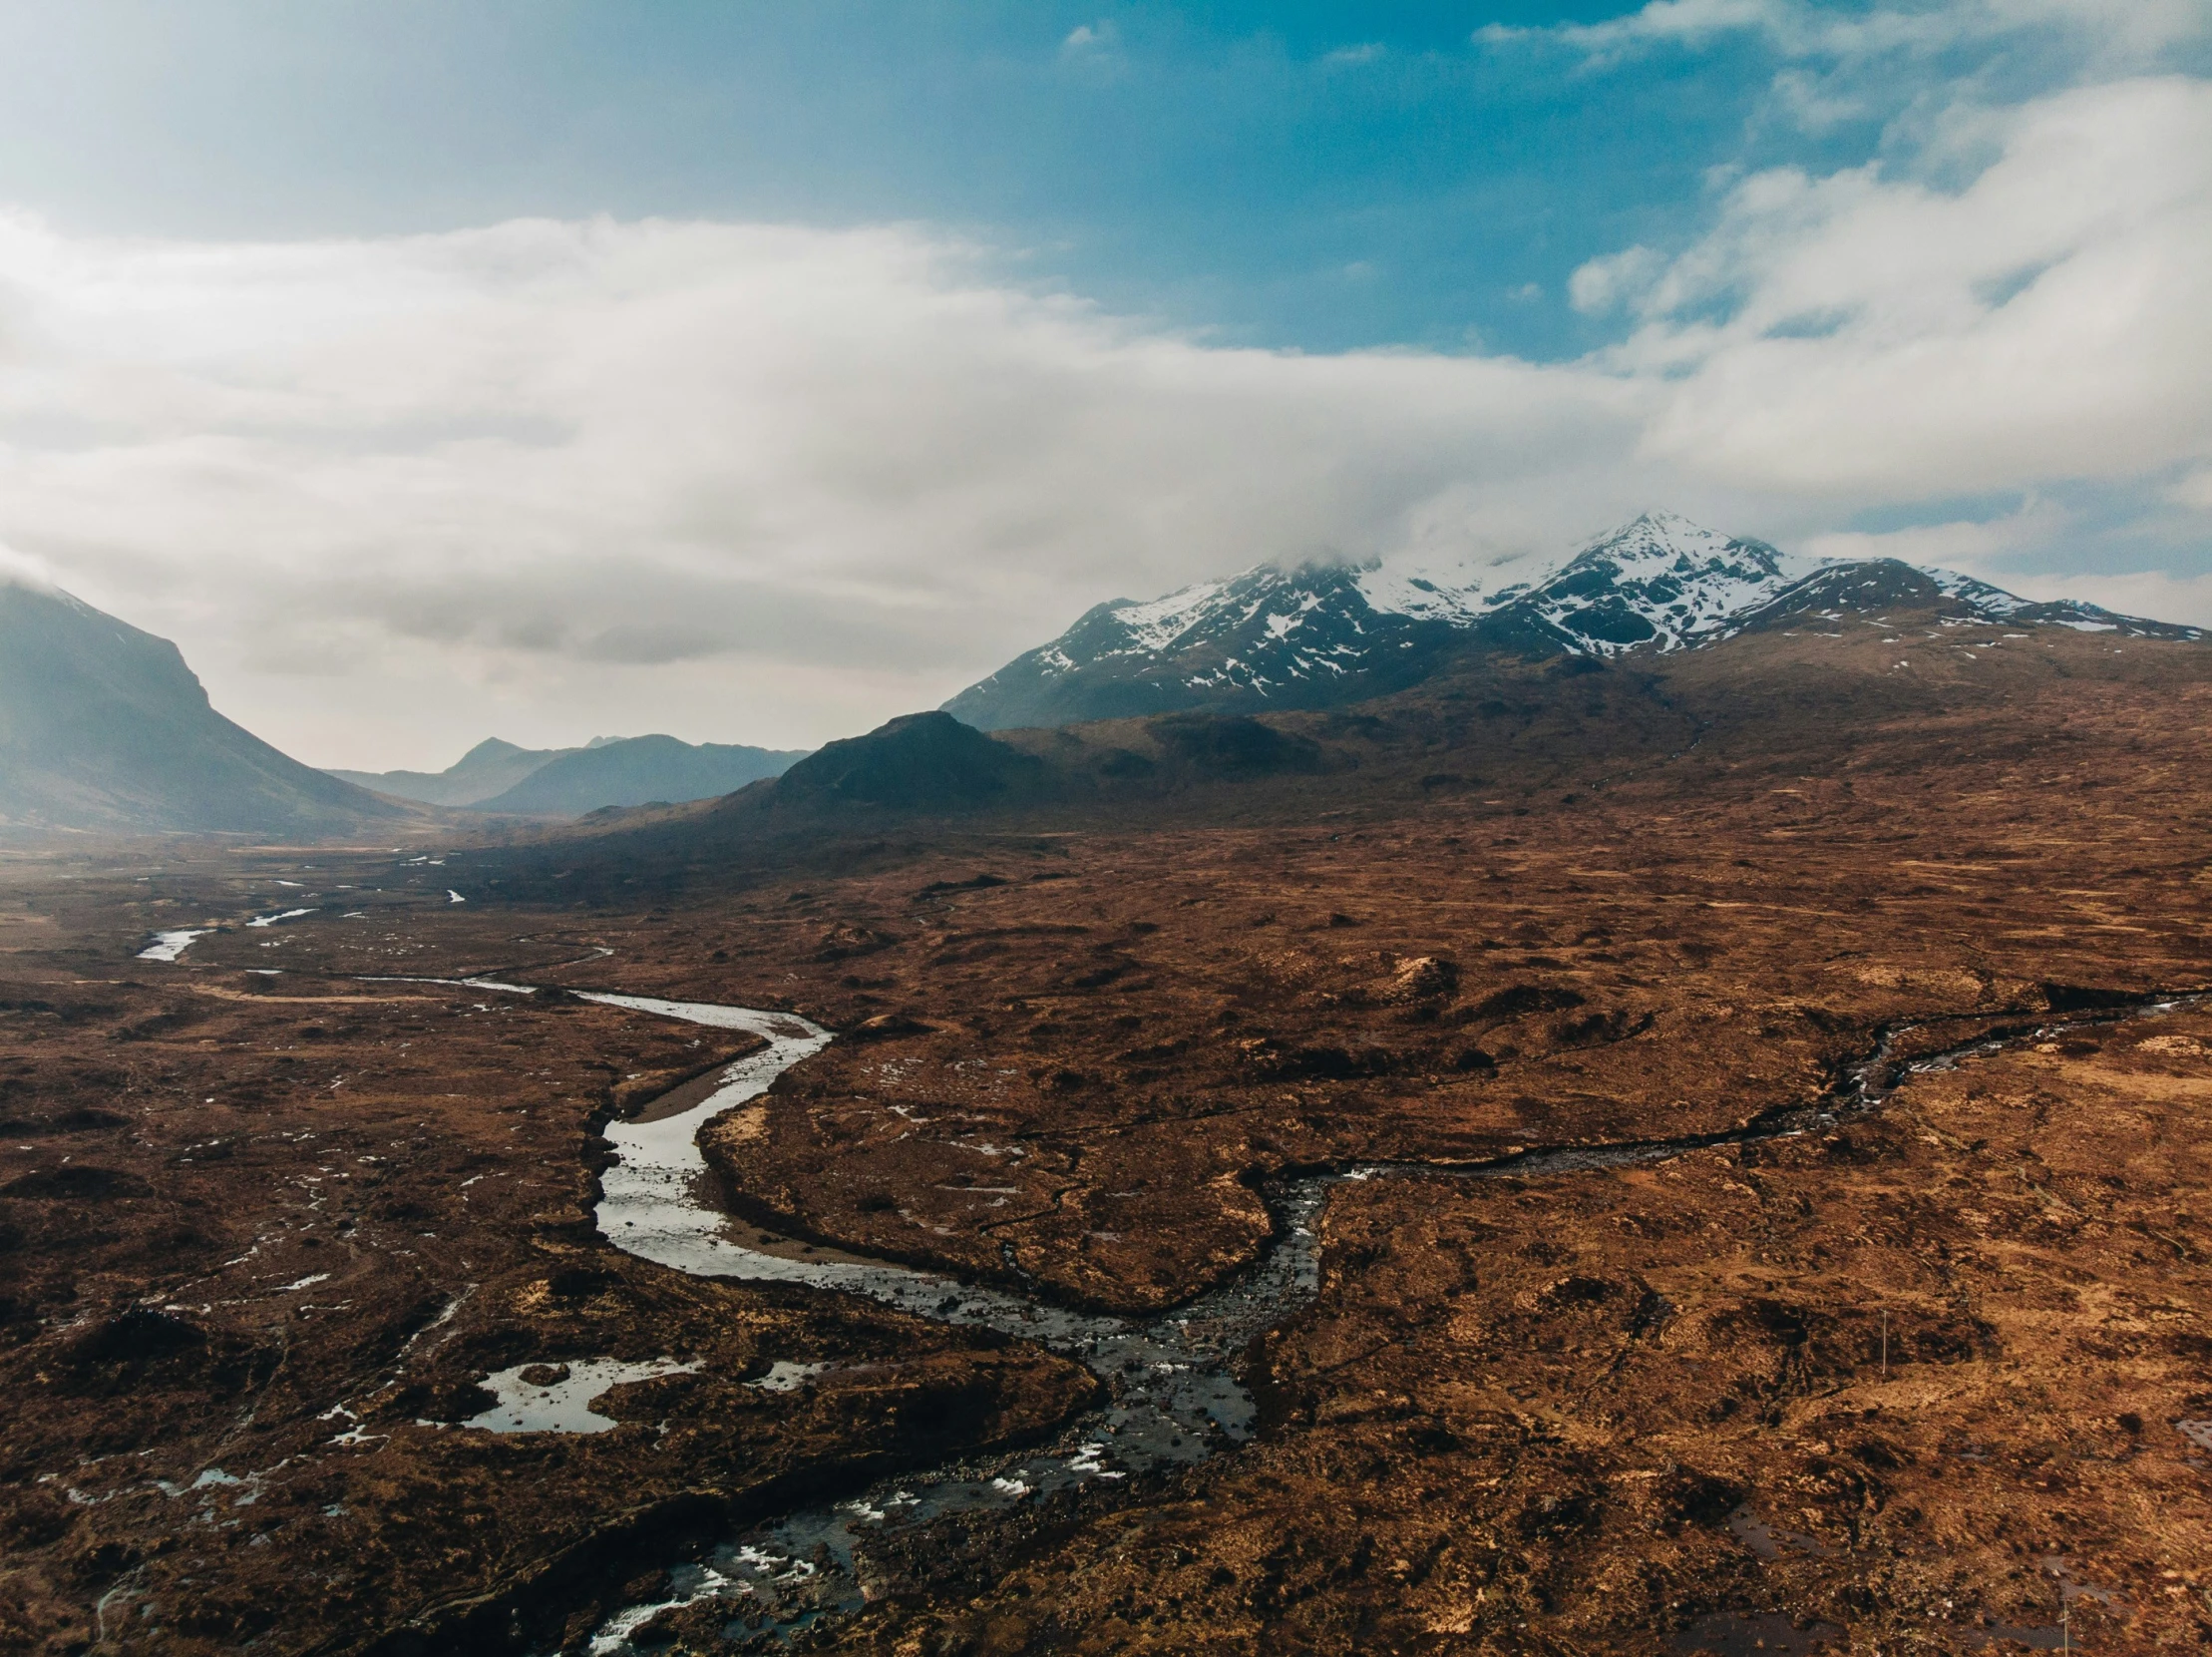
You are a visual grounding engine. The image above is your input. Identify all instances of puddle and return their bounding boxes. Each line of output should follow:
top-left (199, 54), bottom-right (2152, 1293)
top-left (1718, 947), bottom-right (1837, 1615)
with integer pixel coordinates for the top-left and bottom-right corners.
top-left (1673, 1612), bottom-right (1844, 1656)
top-left (1729, 1505), bottom-right (1831, 1559)
top-left (460, 1357), bottom-right (698, 1435)
top-left (138, 929), bottom-right (210, 962)
top-left (745, 1362), bottom-right (827, 1393)
top-left (2042, 1555), bottom-right (2125, 1615)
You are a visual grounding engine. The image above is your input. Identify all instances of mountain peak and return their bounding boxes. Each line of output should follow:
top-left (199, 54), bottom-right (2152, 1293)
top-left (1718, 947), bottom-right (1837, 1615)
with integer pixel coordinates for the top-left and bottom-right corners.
top-left (1573, 511), bottom-right (1782, 571)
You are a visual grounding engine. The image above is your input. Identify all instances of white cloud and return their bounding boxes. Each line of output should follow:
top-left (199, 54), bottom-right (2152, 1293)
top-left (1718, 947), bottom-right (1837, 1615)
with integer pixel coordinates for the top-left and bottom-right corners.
top-left (1801, 499), bottom-right (2212, 626)
top-left (1795, 498), bottom-right (2071, 571)
top-left (1607, 77), bottom-right (2212, 496)
top-left (1568, 244), bottom-right (1665, 314)
top-left (0, 70), bottom-right (2207, 766)
top-left (0, 538), bottom-right (59, 594)
top-left (1483, 0), bottom-right (2212, 67)
top-left (2008, 566), bottom-right (2212, 627)
top-left (1767, 66), bottom-right (1867, 132)
top-left (0, 211), bottom-right (1669, 764)
top-left (2169, 465), bottom-right (2212, 511)
top-left (1060, 21), bottom-right (1118, 57)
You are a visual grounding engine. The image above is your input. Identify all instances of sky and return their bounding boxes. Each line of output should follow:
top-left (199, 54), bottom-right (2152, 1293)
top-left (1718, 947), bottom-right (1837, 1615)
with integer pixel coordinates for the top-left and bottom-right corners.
top-left (0, 1), bottom-right (2207, 767)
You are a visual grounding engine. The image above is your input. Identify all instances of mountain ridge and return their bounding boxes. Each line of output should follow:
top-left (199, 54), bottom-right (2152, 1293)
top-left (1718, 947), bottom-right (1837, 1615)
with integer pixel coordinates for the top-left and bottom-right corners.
top-left (471, 734), bottom-right (808, 815)
top-left (328, 737), bottom-right (571, 807)
top-left (943, 512), bottom-right (2200, 730)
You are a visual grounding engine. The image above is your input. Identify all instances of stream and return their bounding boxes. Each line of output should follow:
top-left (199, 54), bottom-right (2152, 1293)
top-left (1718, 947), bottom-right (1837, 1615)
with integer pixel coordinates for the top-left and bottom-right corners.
top-left (565, 983), bottom-right (2208, 1652)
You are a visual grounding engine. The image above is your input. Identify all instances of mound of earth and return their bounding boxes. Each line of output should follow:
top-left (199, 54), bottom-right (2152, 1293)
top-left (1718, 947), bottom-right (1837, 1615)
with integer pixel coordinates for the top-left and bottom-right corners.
top-left (740, 710), bottom-right (1051, 815)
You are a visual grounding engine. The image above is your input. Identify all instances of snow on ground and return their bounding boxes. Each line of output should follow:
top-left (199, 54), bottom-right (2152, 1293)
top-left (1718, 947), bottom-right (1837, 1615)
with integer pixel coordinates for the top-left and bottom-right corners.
top-left (138, 930), bottom-right (210, 962)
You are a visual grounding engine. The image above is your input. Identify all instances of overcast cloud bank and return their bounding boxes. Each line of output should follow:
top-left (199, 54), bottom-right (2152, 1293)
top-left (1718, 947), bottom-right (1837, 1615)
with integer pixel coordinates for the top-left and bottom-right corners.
top-left (1, 53), bottom-right (2208, 764)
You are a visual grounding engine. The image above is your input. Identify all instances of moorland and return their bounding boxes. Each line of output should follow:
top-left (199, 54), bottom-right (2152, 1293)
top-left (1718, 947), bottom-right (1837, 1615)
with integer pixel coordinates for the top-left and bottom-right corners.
top-left (5, 608), bottom-right (2212, 1655)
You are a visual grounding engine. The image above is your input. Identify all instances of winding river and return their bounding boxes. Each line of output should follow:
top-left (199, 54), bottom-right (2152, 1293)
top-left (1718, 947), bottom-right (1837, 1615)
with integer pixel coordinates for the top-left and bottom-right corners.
top-left (577, 989), bottom-right (1332, 1648)
top-left (133, 933), bottom-right (2202, 1649)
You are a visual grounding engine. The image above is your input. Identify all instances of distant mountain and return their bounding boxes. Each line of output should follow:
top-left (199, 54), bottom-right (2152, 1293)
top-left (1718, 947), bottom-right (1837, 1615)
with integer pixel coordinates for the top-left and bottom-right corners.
top-left (329, 737), bottom-right (576, 806)
top-left (0, 580), bottom-right (404, 836)
top-left (943, 512), bottom-right (2201, 729)
top-left (331, 734), bottom-right (809, 816)
top-left (467, 734), bottom-right (808, 814)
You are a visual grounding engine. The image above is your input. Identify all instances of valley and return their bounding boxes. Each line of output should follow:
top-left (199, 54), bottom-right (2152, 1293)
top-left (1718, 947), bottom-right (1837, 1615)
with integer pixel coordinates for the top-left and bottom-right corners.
top-left (4, 609), bottom-right (2212, 1654)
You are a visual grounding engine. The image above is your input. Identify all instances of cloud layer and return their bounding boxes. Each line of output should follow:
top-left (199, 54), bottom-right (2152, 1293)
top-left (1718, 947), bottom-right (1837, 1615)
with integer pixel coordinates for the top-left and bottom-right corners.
top-left (1, 65), bottom-right (2209, 764)
top-left (0, 214), bottom-right (1666, 761)
top-left (1484, 0), bottom-right (2211, 68)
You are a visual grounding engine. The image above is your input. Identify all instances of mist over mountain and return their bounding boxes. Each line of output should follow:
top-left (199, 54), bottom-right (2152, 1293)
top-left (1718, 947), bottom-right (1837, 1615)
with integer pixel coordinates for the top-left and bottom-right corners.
top-left (0, 581), bottom-right (403, 836)
top-left (335, 733), bottom-right (806, 816)
top-left (328, 738), bottom-right (574, 807)
top-left (944, 513), bottom-right (2198, 730)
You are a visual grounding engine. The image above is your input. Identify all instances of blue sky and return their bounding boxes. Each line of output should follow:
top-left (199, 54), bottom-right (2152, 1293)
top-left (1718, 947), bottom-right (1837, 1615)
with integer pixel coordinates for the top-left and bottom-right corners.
top-left (1, 2), bottom-right (2172, 357)
top-left (0, 2), bottom-right (2207, 761)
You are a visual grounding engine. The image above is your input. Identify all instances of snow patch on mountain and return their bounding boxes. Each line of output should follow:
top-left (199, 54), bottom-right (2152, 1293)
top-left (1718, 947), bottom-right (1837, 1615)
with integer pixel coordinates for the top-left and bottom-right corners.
top-left (1923, 567), bottom-right (2031, 618)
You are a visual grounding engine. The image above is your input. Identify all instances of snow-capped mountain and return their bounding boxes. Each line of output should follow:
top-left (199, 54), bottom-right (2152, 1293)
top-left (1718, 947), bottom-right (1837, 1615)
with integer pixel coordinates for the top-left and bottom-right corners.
top-left (942, 512), bottom-right (2200, 731)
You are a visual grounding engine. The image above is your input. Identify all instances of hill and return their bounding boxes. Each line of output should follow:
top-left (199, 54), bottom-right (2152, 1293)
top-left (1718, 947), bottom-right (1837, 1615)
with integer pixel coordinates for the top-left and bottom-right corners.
top-left (333, 734), bottom-right (807, 816)
top-left (458, 575), bottom-right (2212, 902)
top-left (467, 734), bottom-right (807, 814)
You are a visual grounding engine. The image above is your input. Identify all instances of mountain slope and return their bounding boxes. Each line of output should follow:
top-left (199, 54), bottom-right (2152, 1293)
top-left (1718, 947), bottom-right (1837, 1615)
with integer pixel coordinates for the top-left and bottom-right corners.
top-left (0, 581), bottom-right (404, 835)
top-left (469, 734), bottom-right (808, 815)
top-left (329, 737), bottom-right (576, 806)
top-left (943, 512), bottom-right (2201, 730)
top-left (1737, 558), bottom-right (2201, 638)
top-left (462, 593), bottom-right (2212, 914)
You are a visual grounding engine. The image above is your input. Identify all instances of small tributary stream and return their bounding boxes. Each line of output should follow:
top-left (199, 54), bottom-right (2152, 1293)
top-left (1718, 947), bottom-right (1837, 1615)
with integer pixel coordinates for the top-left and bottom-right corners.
top-left (575, 989), bottom-right (1329, 1647)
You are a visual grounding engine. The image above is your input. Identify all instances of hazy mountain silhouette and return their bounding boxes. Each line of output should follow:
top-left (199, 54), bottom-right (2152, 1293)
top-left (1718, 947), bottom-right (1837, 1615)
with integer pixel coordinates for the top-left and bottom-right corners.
top-left (328, 738), bottom-right (575, 807)
top-left (0, 581), bottom-right (403, 835)
top-left (469, 734), bottom-right (807, 814)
